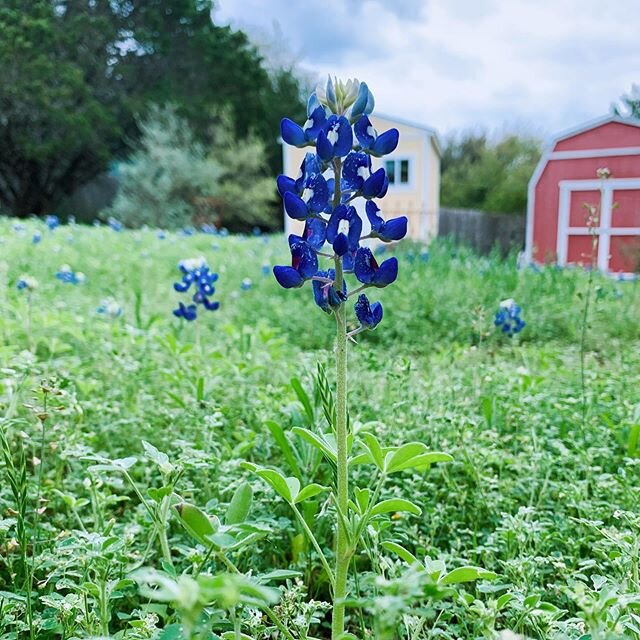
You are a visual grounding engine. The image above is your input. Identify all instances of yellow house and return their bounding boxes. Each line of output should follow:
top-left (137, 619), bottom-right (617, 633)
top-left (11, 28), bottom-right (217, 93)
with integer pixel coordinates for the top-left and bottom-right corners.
top-left (282, 113), bottom-right (441, 241)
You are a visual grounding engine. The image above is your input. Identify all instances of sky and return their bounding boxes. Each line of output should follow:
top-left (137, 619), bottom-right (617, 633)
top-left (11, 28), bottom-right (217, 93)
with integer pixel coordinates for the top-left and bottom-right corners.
top-left (213, 0), bottom-right (639, 143)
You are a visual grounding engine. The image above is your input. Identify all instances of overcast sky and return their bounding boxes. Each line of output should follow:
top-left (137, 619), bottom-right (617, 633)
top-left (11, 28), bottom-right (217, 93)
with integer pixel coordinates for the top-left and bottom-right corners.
top-left (213, 0), bottom-right (639, 143)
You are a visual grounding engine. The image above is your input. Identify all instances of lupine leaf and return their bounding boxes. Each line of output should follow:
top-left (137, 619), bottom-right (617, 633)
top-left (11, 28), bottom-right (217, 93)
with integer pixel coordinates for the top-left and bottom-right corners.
top-left (291, 377), bottom-right (314, 424)
top-left (225, 482), bottom-right (253, 525)
top-left (292, 427), bottom-right (337, 464)
top-left (384, 443), bottom-right (428, 473)
top-left (354, 487), bottom-right (371, 514)
top-left (381, 541), bottom-right (419, 565)
top-left (360, 432), bottom-right (385, 470)
top-left (439, 566), bottom-right (497, 584)
top-left (388, 451), bottom-right (453, 473)
top-left (265, 420), bottom-right (302, 479)
top-left (370, 499), bottom-right (422, 517)
top-left (175, 502), bottom-right (216, 545)
top-left (294, 483), bottom-right (329, 504)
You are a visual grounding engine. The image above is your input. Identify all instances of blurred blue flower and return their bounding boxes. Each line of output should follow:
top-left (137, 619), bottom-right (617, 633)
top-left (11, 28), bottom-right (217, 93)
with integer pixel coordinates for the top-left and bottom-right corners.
top-left (17, 275), bottom-right (38, 291)
top-left (494, 299), bottom-right (525, 336)
top-left (108, 217), bottom-right (123, 232)
top-left (45, 215), bottom-right (60, 230)
top-left (55, 265), bottom-right (85, 285)
top-left (32, 231), bottom-right (42, 244)
top-left (261, 264), bottom-right (271, 276)
top-left (97, 298), bottom-right (123, 319)
top-left (241, 278), bottom-right (252, 290)
top-left (173, 258), bottom-right (220, 319)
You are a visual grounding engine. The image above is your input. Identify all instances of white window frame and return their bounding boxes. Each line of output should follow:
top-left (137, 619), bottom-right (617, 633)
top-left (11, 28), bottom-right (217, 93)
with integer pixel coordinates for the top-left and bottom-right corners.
top-left (383, 155), bottom-right (415, 190)
top-left (557, 178), bottom-right (640, 273)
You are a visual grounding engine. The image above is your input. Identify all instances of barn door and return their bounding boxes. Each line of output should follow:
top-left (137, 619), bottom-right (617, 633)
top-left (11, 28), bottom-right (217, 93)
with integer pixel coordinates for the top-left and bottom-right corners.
top-left (557, 178), bottom-right (640, 275)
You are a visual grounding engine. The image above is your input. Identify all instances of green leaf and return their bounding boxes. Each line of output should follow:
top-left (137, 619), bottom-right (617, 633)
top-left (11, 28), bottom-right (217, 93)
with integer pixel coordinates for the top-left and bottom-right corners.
top-left (292, 427), bottom-right (337, 464)
top-left (381, 541), bottom-right (419, 565)
top-left (291, 377), bottom-right (314, 424)
top-left (389, 452), bottom-right (454, 473)
top-left (265, 420), bottom-right (302, 479)
top-left (370, 499), bottom-right (422, 517)
top-left (225, 482), bottom-right (253, 525)
top-left (628, 423), bottom-right (640, 456)
top-left (175, 503), bottom-right (216, 545)
top-left (359, 432), bottom-right (385, 470)
top-left (439, 566), bottom-right (497, 585)
top-left (141, 441), bottom-right (173, 475)
top-left (196, 377), bottom-right (204, 403)
top-left (354, 487), bottom-right (371, 514)
top-left (294, 483), bottom-right (329, 504)
top-left (245, 465), bottom-right (299, 503)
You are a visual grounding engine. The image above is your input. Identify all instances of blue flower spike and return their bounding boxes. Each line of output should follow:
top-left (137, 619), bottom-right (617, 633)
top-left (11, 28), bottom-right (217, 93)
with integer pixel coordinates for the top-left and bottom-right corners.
top-left (494, 299), bottom-right (526, 337)
top-left (275, 78), bottom-right (404, 337)
top-left (173, 257), bottom-right (220, 320)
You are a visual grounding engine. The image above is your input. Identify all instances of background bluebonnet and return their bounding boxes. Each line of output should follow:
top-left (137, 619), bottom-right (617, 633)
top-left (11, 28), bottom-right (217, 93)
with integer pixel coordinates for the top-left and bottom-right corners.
top-left (173, 257), bottom-right (220, 321)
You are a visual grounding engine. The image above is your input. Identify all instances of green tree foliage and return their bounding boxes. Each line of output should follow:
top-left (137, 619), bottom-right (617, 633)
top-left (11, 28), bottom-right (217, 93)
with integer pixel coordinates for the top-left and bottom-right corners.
top-left (440, 133), bottom-right (542, 214)
top-left (0, 0), bottom-right (305, 217)
top-left (109, 106), bottom-right (274, 230)
top-left (613, 84), bottom-right (640, 119)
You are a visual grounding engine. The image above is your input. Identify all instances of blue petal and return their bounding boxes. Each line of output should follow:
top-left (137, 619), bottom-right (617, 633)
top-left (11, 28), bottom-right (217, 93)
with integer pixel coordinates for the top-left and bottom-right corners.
top-left (354, 115), bottom-right (376, 149)
top-left (316, 130), bottom-right (334, 161)
top-left (174, 281), bottom-right (191, 292)
top-left (303, 218), bottom-right (327, 251)
top-left (202, 298), bottom-right (220, 311)
top-left (284, 192), bottom-right (309, 220)
top-left (333, 233), bottom-right (349, 256)
top-left (371, 129), bottom-right (399, 156)
top-left (373, 257), bottom-right (398, 287)
top-left (273, 266), bottom-right (304, 288)
top-left (342, 152), bottom-right (370, 191)
top-left (379, 217), bottom-right (408, 242)
top-left (362, 168), bottom-right (386, 199)
top-left (277, 175), bottom-right (296, 198)
top-left (365, 200), bottom-right (384, 232)
top-left (304, 106), bottom-right (327, 142)
top-left (305, 174), bottom-right (330, 213)
top-left (371, 301), bottom-right (383, 326)
top-left (281, 118), bottom-right (306, 147)
top-left (307, 92), bottom-right (321, 117)
top-left (350, 82), bottom-right (371, 121)
top-left (333, 116), bottom-right (354, 158)
top-left (291, 241), bottom-right (318, 279)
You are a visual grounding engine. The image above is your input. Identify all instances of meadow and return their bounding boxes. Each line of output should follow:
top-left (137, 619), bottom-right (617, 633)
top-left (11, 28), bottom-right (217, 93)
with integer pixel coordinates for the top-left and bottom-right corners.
top-left (1, 218), bottom-right (639, 639)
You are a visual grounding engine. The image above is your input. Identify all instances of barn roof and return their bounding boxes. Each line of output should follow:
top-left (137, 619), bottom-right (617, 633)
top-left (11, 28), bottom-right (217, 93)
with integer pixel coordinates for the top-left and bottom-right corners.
top-left (549, 115), bottom-right (640, 146)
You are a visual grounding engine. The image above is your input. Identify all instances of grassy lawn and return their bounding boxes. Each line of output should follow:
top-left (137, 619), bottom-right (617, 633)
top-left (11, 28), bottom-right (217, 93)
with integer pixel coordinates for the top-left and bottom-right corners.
top-left (1, 219), bottom-right (639, 639)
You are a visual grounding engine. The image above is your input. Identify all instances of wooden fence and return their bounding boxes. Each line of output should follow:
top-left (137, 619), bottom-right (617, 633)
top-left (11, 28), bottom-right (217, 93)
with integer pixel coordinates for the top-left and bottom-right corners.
top-left (437, 207), bottom-right (526, 255)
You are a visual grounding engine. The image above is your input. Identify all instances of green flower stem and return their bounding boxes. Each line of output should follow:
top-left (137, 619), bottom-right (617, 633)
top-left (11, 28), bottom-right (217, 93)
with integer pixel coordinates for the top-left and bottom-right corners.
top-left (332, 257), bottom-right (350, 639)
top-left (291, 502), bottom-right (336, 589)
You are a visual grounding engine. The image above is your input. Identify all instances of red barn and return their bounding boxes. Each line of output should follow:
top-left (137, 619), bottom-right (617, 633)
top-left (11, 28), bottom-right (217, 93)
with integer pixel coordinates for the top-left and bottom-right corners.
top-left (526, 116), bottom-right (640, 275)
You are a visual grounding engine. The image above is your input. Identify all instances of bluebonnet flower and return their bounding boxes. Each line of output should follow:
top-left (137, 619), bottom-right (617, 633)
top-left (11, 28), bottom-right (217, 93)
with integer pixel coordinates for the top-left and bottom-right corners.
top-left (342, 153), bottom-right (388, 199)
top-left (261, 264), bottom-right (271, 276)
top-left (97, 298), bottom-right (123, 319)
top-left (157, 230), bottom-right (166, 240)
top-left (273, 238), bottom-right (318, 288)
top-left (354, 294), bottom-right (383, 330)
top-left (494, 299), bottom-right (526, 337)
top-left (241, 278), bottom-right (252, 290)
top-left (276, 78), bottom-right (404, 332)
top-left (32, 231), bottom-right (42, 244)
top-left (280, 98), bottom-right (327, 148)
top-left (173, 302), bottom-right (198, 321)
top-left (354, 247), bottom-right (398, 287)
top-left (56, 265), bottom-right (85, 285)
top-left (354, 116), bottom-right (399, 157)
top-left (173, 258), bottom-right (219, 320)
top-left (365, 201), bottom-right (407, 242)
top-left (45, 215), bottom-right (60, 230)
top-left (313, 269), bottom-right (347, 313)
top-left (200, 223), bottom-right (217, 235)
top-left (108, 217), bottom-right (123, 231)
top-left (326, 205), bottom-right (361, 256)
top-left (17, 275), bottom-right (38, 291)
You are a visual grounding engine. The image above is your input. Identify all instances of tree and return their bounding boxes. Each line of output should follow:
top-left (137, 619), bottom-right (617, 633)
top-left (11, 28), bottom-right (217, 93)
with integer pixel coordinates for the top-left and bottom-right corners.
top-left (440, 132), bottom-right (542, 214)
top-left (109, 106), bottom-right (274, 230)
top-left (613, 84), bottom-right (640, 119)
top-left (0, 0), bottom-right (305, 217)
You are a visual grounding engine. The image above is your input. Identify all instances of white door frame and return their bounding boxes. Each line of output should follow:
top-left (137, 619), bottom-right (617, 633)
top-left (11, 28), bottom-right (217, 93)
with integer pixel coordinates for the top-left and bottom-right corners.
top-left (557, 178), bottom-right (640, 272)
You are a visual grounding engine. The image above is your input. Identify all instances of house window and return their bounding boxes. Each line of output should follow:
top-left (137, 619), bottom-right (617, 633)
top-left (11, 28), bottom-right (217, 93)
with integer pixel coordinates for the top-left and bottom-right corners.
top-left (384, 158), bottom-right (411, 186)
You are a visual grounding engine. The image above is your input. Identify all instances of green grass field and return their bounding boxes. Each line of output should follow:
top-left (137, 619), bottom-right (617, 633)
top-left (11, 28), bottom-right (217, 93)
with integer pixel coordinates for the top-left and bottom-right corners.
top-left (1, 219), bottom-right (639, 639)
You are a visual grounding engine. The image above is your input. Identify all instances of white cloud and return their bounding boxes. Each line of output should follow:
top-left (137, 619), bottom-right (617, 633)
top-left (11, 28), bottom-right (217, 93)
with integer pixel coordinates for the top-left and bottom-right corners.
top-left (214, 0), bottom-right (640, 141)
